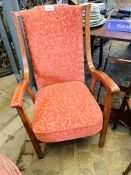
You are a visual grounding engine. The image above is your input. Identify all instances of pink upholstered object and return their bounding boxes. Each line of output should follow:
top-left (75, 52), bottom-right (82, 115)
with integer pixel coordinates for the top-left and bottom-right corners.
top-left (18, 5), bottom-right (103, 143)
top-left (32, 81), bottom-right (103, 142)
top-left (19, 5), bottom-right (84, 89)
top-left (0, 155), bottom-right (22, 175)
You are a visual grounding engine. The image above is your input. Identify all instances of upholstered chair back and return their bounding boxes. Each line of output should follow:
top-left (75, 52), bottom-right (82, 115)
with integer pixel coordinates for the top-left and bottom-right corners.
top-left (19, 5), bottom-right (84, 89)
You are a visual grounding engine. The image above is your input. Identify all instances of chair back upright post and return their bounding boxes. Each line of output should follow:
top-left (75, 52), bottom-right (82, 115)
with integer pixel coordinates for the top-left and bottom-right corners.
top-left (11, 12), bottom-right (30, 83)
top-left (85, 5), bottom-right (94, 71)
top-left (11, 11), bottom-right (43, 159)
top-left (84, 5), bottom-right (97, 94)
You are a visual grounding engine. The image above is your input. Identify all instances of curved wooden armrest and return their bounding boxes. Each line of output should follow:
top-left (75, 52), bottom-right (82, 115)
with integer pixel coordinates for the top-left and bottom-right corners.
top-left (90, 68), bottom-right (120, 94)
top-left (84, 5), bottom-right (120, 94)
top-left (11, 79), bottom-right (29, 108)
top-left (90, 68), bottom-right (120, 147)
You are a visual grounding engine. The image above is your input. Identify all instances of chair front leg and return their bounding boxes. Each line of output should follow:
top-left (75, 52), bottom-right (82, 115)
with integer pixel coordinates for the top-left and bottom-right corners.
top-left (17, 106), bottom-right (43, 159)
top-left (99, 92), bottom-right (113, 147)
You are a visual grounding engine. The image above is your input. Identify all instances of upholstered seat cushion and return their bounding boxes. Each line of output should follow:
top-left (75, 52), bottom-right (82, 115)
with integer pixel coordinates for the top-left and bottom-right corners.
top-left (32, 81), bottom-right (103, 142)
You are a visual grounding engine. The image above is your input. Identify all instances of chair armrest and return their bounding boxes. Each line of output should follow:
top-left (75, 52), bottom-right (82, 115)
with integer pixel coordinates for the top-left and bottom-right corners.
top-left (90, 68), bottom-right (120, 147)
top-left (90, 68), bottom-right (120, 94)
top-left (11, 79), bottom-right (29, 108)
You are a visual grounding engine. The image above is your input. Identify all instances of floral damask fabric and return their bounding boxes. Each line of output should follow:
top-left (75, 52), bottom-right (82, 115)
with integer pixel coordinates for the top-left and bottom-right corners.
top-left (18, 5), bottom-right (103, 142)
top-left (32, 81), bottom-right (103, 142)
top-left (19, 5), bottom-right (84, 89)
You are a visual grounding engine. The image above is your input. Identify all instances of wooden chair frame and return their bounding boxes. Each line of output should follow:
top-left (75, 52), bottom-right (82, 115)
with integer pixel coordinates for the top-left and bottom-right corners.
top-left (123, 163), bottom-right (131, 175)
top-left (11, 5), bottom-right (120, 159)
top-left (101, 51), bottom-right (131, 129)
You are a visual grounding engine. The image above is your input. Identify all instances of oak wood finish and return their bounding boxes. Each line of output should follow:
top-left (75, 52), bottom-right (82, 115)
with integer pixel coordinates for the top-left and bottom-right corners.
top-left (11, 5), bottom-right (120, 158)
top-left (11, 12), bottom-right (43, 159)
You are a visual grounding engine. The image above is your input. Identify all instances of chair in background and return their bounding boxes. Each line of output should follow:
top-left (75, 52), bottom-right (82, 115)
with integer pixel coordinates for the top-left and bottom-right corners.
top-left (117, 82), bottom-right (131, 128)
top-left (0, 155), bottom-right (22, 175)
top-left (11, 5), bottom-right (119, 159)
top-left (102, 56), bottom-right (131, 129)
top-left (122, 86), bottom-right (131, 174)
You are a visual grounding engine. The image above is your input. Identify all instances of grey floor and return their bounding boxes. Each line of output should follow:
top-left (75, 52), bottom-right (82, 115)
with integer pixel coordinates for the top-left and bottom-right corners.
top-left (0, 40), bottom-right (131, 175)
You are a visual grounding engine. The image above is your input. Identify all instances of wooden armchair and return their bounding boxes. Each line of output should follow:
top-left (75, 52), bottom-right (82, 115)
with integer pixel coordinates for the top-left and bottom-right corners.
top-left (11, 5), bottom-right (120, 159)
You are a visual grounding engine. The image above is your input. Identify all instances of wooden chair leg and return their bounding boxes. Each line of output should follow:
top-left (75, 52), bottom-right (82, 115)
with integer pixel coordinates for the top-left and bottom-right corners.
top-left (99, 93), bottom-right (112, 147)
top-left (123, 163), bottom-right (131, 175)
top-left (17, 106), bottom-right (43, 159)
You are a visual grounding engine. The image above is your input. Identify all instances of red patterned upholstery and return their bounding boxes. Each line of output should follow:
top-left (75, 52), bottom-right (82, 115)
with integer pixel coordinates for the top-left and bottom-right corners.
top-left (17, 5), bottom-right (103, 143)
top-left (19, 5), bottom-right (84, 89)
top-left (32, 81), bottom-right (103, 142)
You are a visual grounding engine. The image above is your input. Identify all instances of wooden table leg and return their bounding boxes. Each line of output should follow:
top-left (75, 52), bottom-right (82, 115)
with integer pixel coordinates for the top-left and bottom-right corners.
top-left (91, 37), bottom-right (104, 68)
top-left (99, 38), bottom-right (104, 68)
